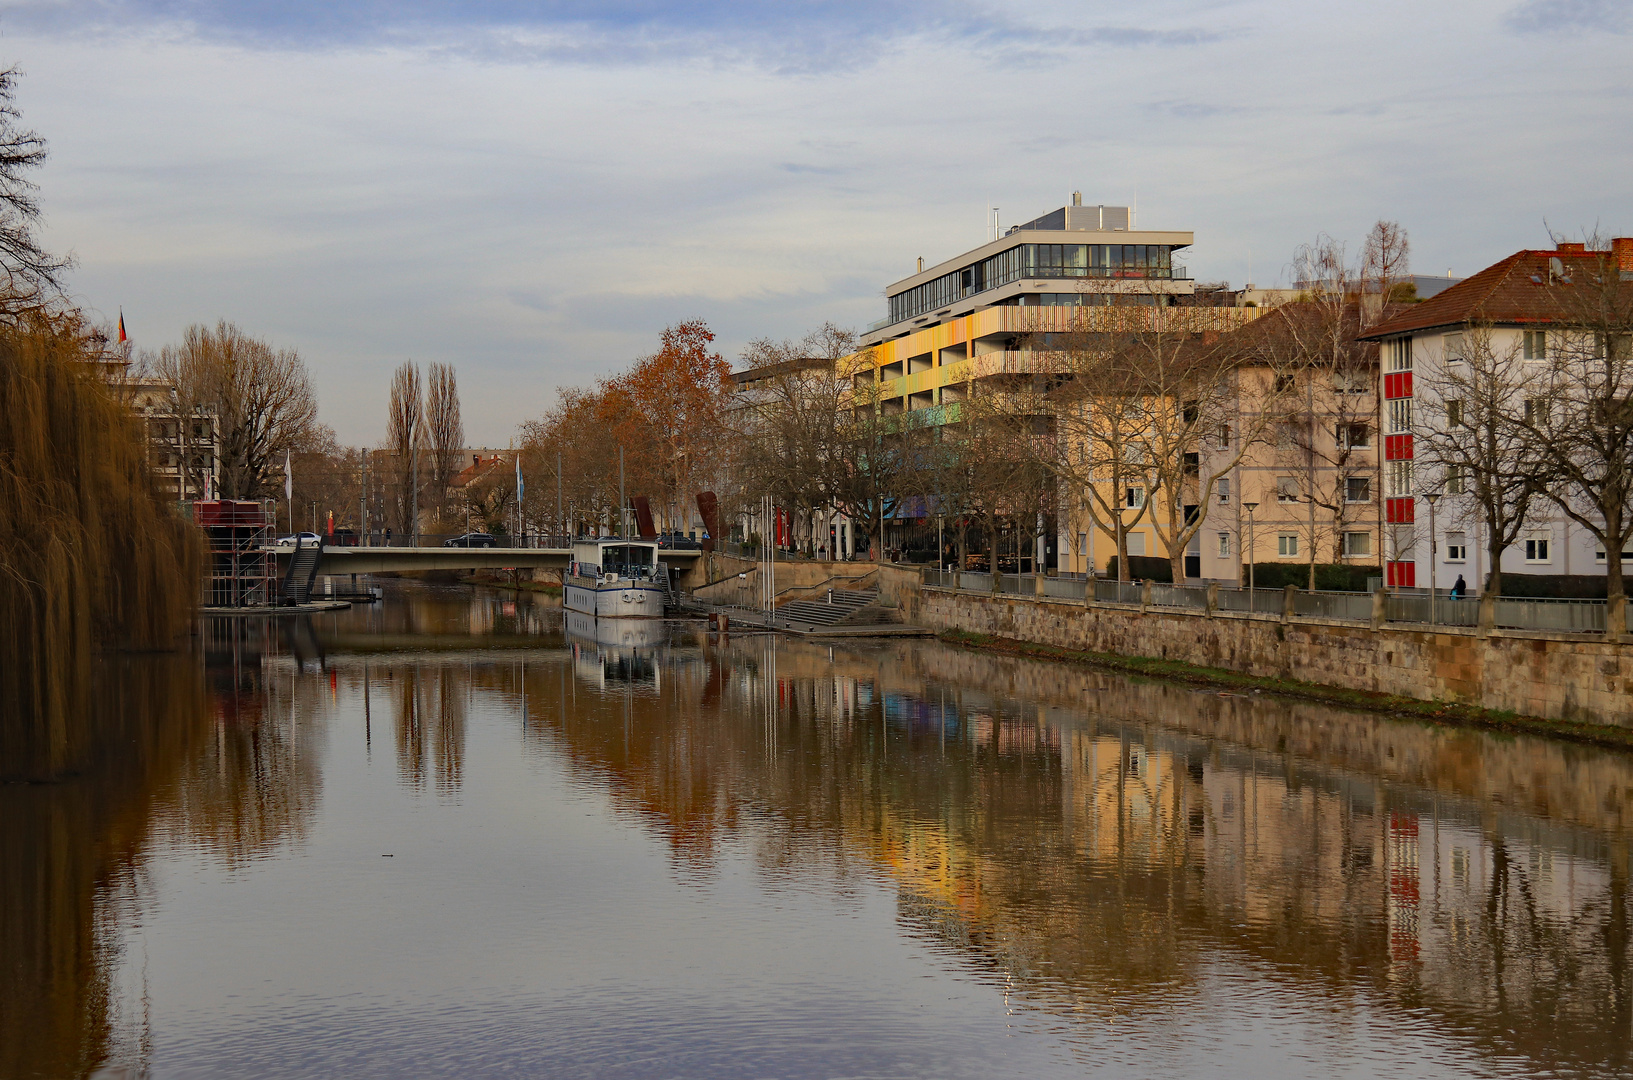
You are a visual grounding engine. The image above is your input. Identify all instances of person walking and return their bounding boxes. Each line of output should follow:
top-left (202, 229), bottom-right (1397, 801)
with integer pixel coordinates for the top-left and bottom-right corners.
top-left (1450, 574), bottom-right (1467, 598)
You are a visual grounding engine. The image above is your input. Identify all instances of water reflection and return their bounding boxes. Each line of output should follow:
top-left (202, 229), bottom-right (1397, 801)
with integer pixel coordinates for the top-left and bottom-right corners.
top-left (4, 582), bottom-right (1632, 1077)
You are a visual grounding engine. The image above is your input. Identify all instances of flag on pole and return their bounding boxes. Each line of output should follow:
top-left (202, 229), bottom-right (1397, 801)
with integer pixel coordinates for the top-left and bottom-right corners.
top-left (515, 454), bottom-right (524, 503)
top-left (284, 451), bottom-right (293, 504)
top-left (117, 309), bottom-right (127, 344)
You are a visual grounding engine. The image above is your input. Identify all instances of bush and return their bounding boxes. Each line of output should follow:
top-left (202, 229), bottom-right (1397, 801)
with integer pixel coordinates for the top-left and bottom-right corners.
top-left (1103, 555), bottom-right (1173, 583)
top-left (1491, 573), bottom-right (1609, 599)
top-left (1241, 562), bottom-right (1380, 592)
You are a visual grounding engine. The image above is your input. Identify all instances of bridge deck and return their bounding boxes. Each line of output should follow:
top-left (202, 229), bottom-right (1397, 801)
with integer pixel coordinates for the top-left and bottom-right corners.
top-left (289, 546), bottom-right (701, 576)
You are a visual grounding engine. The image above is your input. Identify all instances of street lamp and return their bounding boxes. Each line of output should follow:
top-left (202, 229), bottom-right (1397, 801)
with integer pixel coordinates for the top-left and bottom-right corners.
top-left (1424, 491), bottom-right (1442, 625)
top-left (1243, 501), bottom-right (1259, 610)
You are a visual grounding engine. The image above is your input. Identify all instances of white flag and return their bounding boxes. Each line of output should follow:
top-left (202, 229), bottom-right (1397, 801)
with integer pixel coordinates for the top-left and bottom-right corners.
top-left (284, 451), bottom-right (293, 504)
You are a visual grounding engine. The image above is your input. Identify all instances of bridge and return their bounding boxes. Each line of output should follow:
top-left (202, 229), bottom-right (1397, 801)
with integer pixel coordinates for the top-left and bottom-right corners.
top-left (280, 545), bottom-right (705, 582)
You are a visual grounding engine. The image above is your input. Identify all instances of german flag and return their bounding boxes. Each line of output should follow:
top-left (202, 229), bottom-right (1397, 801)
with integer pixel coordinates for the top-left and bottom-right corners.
top-left (117, 309), bottom-right (127, 343)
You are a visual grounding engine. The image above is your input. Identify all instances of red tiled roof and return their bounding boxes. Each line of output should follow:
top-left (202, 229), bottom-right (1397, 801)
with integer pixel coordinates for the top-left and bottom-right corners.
top-left (1358, 249), bottom-right (1606, 339)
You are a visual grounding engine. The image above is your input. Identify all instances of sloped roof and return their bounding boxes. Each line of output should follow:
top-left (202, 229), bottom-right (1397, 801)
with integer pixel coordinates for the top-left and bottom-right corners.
top-left (1358, 249), bottom-right (1604, 340)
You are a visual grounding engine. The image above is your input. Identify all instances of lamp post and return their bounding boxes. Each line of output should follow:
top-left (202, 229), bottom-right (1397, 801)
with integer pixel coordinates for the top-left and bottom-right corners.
top-left (1424, 491), bottom-right (1441, 625)
top-left (936, 514), bottom-right (945, 575)
top-left (1243, 501), bottom-right (1259, 610)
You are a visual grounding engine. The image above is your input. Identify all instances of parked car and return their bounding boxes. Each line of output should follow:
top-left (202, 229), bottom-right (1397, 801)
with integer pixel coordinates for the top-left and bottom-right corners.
top-left (656, 531), bottom-right (702, 549)
top-left (272, 531), bottom-right (321, 550)
top-left (444, 532), bottom-right (497, 548)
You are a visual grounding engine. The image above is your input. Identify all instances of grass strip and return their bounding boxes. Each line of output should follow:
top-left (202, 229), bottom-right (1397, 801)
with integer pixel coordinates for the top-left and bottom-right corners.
top-left (937, 628), bottom-right (1633, 751)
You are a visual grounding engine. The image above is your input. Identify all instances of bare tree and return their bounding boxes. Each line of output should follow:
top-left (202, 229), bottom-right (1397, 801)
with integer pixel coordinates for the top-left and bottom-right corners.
top-left (1518, 242), bottom-right (1633, 637)
top-left (155, 321), bottom-right (319, 500)
top-left (386, 362), bottom-right (423, 535)
top-left (0, 68), bottom-right (70, 310)
top-left (1416, 324), bottom-right (1542, 626)
top-left (425, 362), bottom-right (464, 527)
top-left (1359, 220), bottom-right (1412, 329)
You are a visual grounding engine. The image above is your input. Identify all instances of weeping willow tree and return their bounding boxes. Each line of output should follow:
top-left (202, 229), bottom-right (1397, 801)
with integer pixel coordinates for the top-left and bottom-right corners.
top-left (0, 312), bottom-right (202, 779)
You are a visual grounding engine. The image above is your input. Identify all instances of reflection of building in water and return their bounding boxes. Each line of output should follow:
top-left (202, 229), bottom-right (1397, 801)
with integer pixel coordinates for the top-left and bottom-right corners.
top-left (518, 632), bottom-right (1633, 1075)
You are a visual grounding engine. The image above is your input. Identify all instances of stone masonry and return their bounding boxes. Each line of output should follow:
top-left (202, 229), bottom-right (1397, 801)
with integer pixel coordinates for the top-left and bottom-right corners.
top-left (917, 587), bottom-right (1633, 729)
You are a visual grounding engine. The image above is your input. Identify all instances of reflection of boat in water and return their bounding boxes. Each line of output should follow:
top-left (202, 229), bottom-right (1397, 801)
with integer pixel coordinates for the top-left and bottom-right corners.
top-left (565, 609), bottom-right (667, 649)
top-left (566, 609), bottom-right (662, 689)
top-left (565, 539), bottom-right (664, 618)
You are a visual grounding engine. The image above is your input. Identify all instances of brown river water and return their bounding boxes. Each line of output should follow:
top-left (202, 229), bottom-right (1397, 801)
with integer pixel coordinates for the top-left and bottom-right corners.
top-left (4, 580), bottom-right (1632, 1079)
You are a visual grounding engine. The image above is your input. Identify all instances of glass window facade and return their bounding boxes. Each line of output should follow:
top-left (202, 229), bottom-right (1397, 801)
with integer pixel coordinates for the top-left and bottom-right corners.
top-left (887, 243), bottom-right (1183, 325)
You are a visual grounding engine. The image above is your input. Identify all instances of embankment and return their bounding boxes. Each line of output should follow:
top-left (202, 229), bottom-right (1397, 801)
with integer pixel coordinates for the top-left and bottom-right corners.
top-left (915, 586), bottom-right (1633, 733)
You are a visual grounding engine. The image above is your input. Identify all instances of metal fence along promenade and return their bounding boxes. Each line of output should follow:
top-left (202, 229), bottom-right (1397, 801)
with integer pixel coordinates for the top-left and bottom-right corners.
top-left (921, 569), bottom-right (1633, 636)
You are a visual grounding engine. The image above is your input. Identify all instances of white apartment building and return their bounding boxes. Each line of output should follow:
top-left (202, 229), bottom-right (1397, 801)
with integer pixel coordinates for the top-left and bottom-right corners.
top-left (1360, 238), bottom-right (1633, 591)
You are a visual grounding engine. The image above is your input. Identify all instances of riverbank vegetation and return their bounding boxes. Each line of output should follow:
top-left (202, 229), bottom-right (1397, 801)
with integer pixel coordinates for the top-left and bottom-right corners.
top-left (1, 312), bottom-right (203, 778)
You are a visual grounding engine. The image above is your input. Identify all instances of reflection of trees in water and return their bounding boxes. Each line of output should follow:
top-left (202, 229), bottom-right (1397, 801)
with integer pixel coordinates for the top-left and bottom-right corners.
top-left (0, 641), bottom-right (326, 1078)
top-left (520, 634), bottom-right (1633, 1076)
top-left (390, 664), bottom-right (467, 794)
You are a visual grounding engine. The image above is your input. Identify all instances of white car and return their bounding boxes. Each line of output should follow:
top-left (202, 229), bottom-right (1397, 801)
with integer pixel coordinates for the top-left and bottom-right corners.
top-left (271, 531), bottom-right (321, 551)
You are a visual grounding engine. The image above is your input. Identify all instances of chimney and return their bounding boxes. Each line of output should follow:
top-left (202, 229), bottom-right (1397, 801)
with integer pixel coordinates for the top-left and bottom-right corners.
top-left (1071, 191), bottom-right (1082, 206)
top-left (916, 256), bottom-right (924, 273)
top-left (1613, 237), bottom-right (1633, 273)
top-left (1556, 241), bottom-right (1587, 253)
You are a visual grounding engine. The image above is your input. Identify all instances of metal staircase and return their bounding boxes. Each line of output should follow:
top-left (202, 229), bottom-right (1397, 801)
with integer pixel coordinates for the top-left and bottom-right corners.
top-left (282, 539), bottom-right (324, 604)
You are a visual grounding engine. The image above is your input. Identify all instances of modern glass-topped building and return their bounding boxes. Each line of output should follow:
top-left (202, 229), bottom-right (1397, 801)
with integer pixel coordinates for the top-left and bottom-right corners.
top-left (864, 196), bottom-right (1194, 346)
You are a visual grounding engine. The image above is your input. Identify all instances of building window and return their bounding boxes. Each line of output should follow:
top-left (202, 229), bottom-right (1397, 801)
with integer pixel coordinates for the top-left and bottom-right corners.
top-left (1337, 422), bottom-right (1371, 449)
top-left (1124, 486), bottom-right (1146, 509)
top-left (1217, 532), bottom-right (1230, 558)
top-left (1333, 368), bottom-right (1369, 394)
top-left (1125, 532), bottom-right (1146, 556)
top-left (1216, 477), bottom-right (1231, 503)
top-left (1446, 533), bottom-right (1466, 562)
top-left (1524, 330), bottom-right (1547, 361)
top-left (1078, 532), bottom-right (1088, 556)
top-left (1524, 397), bottom-right (1550, 426)
top-left (1215, 424), bottom-right (1231, 449)
top-left (1276, 476), bottom-right (1299, 502)
top-left (1596, 547), bottom-right (1633, 562)
top-left (1525, 533), bottom-right (1551, 563)
top-left (1387, 398), bottom-right (1413, 434)
top-left (1443, 332), bottom-right (1465, 362)
top-left (1388, 338), bottom-right (1413, 371)
top-left (1387, 460), bottom-right (1414, 497)
top-left (1342, 531), bottom-right (1372, 557)
top-left (1445, 464), bottom-right (1466, 495)
top-left (1445, 399), bottom-right (1463, 428)
top-left (1277, 533), bottom-right (1300, 557)
top-left (1345, 476), bottom-right (1372, 503)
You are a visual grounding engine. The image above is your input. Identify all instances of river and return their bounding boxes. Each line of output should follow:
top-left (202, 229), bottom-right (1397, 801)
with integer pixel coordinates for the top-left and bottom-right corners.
top-left (4, 580), bottom-right (1631, 1079)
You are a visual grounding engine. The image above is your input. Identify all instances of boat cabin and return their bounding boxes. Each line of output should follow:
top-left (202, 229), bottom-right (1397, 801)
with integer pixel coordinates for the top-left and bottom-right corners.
top-left (570, 539), bottom-right (659, 582)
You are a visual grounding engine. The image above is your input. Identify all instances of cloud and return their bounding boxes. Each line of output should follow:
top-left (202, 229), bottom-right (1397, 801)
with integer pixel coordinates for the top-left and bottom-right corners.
top-left (1506, 0), bottom-right (1631, 33)
top-left (8, 0), bottom-right (1232, 73)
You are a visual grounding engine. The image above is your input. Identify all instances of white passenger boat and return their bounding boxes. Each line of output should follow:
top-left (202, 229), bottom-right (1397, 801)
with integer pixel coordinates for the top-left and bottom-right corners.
top-left (564, 539), bottom-right (666, 619)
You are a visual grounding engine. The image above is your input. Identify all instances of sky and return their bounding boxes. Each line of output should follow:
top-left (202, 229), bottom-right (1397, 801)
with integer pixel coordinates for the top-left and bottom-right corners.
top-left (8, 0), bottom-right (1632, 445)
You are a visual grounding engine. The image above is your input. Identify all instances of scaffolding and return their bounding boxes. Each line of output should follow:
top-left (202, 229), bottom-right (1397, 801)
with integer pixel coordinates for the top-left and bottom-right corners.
top-left (194, 500), bottom-right (276, 607)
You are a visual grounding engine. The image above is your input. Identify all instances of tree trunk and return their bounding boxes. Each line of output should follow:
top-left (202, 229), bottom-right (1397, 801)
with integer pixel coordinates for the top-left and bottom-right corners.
top-left (1480, 543), bottom-right (1502, 631)
top-left (989, 520), bottom-right (1001, 593)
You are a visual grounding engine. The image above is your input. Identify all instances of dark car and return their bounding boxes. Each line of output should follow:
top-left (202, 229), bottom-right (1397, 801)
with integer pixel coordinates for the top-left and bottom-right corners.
top-left (656, 531), bottom-right (702, 549)
top-left (444, 532), bottom-right (497, 548)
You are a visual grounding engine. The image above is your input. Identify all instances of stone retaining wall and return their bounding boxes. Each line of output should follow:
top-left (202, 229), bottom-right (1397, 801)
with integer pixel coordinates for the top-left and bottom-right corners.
top-left (918, 587), bottom-right (1633, 728)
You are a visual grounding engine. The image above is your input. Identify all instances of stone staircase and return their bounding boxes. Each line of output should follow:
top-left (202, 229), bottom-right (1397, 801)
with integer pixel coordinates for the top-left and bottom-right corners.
top-left (774, 587), bottom-right (897, 631)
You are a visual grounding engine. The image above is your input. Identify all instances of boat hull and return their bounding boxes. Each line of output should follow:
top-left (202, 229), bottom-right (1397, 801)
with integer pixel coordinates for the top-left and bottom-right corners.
top-left (564, 577), bottom-right (665, 618)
